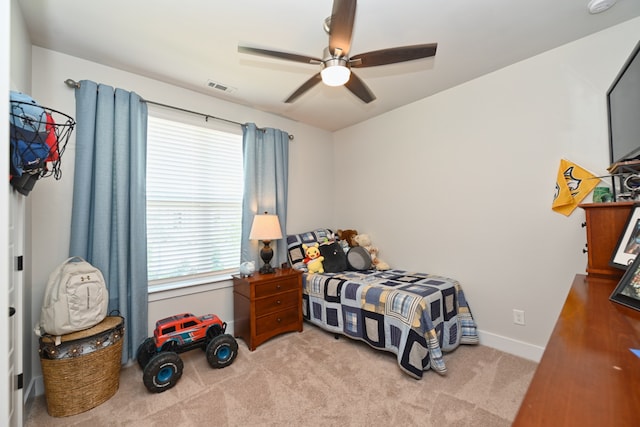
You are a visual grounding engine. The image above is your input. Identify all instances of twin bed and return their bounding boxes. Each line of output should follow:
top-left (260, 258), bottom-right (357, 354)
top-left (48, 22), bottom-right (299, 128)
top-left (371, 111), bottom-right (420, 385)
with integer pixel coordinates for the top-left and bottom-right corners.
top-left (286, 228), bottom-right (479, 379)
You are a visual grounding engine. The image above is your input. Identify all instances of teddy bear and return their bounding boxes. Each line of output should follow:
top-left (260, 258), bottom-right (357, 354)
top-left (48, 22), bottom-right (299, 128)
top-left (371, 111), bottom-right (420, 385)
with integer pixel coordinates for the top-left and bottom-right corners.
top-left (336, 229), bottom-right (359, 248)
top-left (303, 243), bottom-right (325, 273)
top-left (353, 234), bottom-right (390, 271)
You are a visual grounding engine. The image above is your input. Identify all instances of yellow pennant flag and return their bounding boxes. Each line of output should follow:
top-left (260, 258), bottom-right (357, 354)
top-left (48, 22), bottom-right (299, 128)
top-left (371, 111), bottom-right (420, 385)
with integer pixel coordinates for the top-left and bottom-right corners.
top-left (552, 159), bottom-right (600, 216)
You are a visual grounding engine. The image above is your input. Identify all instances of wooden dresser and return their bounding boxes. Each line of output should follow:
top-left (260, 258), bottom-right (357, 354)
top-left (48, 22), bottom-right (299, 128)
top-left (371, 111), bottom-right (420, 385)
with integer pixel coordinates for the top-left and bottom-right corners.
top-left (232, 268), bottom-right (302, 351)
top-left (513, 274), bottom-right (640, 426)
top-left (580, 202), bottom-right (634, 279)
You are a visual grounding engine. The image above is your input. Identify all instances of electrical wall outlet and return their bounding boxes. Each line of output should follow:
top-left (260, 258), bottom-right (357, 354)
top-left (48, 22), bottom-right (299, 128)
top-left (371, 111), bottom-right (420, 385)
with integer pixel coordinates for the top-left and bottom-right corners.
top-left (513, 309), bottom-right (525, 326)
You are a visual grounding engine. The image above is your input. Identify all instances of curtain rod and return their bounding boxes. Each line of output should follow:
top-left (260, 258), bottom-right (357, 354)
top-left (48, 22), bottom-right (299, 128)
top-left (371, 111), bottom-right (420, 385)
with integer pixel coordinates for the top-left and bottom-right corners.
top-left (64, 79), bottom-right (294, 140)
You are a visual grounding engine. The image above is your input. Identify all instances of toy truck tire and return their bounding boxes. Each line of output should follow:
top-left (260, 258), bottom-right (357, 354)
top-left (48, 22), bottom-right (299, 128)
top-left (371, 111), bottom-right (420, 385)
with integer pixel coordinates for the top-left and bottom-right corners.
top-left (136, 337), bottom-right (156, 369)
top-left (206, 334), bottom-right (238, 368)
top-left (143, 352), bottom-right (183, 393)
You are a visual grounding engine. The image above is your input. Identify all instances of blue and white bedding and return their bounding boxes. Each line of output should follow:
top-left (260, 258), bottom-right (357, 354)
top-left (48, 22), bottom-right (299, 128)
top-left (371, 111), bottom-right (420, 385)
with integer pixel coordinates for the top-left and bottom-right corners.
top-left (287, 229), bottom-right (479, 379)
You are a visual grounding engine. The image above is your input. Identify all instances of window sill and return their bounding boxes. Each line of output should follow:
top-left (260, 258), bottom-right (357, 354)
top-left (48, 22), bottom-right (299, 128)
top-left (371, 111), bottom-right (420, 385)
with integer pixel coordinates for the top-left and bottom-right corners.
top-left (148, 272), bottom-right (237, 302)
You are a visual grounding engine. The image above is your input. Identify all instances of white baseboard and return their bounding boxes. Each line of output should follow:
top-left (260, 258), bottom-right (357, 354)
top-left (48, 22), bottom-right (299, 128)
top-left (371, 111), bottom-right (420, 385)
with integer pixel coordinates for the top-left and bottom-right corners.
top-left (477, 329), bottom-right (545, 363)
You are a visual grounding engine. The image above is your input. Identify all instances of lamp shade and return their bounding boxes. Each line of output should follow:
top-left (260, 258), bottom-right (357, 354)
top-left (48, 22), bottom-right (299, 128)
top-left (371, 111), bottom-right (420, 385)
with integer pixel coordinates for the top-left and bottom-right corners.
top-left (249, 213), bottom-right (283, 241)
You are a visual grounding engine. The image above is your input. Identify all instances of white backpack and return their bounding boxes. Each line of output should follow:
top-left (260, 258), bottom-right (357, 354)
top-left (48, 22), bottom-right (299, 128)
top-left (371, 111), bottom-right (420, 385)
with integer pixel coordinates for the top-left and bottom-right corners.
top-left (35, 257), bottom-right (109, 337)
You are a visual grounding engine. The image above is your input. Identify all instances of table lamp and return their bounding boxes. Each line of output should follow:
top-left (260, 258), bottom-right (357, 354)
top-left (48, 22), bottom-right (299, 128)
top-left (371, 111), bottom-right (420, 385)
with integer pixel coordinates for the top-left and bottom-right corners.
top-left (249, 212), bottom-right (283, 274)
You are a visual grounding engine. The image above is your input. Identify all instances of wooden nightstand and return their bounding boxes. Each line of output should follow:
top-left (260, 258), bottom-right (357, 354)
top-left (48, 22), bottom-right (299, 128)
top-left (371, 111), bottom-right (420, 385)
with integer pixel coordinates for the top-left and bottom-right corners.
top-left (232, 268), bottom-right (303, 351)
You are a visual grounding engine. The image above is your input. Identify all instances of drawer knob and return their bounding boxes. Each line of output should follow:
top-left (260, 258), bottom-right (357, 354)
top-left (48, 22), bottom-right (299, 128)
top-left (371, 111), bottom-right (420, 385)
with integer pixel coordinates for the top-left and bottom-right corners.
top-left (276, 300), bottom-right (281, 305)
top-left (276, 284), bottom-right (281, 289)
top-left (277, 318), bottom-right (282, 323)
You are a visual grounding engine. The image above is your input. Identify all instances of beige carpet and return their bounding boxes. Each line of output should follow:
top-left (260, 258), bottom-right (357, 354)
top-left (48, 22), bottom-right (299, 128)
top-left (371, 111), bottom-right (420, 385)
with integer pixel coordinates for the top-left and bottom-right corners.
top-left (25, 325), bottom-right (537, 426)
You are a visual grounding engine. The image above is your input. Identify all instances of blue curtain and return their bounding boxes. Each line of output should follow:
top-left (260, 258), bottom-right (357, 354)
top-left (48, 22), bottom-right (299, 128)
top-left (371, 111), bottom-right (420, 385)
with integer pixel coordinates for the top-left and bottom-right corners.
top-left (69, 80), bottom-right (148, 363)
top-left (241, 123), bottom-right (289, 268)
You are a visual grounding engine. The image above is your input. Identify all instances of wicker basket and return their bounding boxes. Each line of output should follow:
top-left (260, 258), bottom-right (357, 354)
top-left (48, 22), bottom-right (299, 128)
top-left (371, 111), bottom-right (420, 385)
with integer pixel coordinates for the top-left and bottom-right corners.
top-left (39, 316), bottom-right (125, 417)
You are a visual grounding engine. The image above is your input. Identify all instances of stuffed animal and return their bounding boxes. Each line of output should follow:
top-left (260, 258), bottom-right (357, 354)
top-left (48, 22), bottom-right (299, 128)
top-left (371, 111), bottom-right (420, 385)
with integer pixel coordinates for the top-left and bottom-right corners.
top-left (336, 229), bottom-right (359, 248)
top-left (353, 234), bottom-right (390, 271)
top-left (303, 243), bottom-right (325, 273)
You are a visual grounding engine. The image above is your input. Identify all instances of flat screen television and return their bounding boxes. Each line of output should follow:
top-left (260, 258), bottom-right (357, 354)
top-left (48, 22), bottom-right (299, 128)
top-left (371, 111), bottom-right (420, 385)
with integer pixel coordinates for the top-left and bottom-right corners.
top-left (608, 40), bottom-right (640, 165)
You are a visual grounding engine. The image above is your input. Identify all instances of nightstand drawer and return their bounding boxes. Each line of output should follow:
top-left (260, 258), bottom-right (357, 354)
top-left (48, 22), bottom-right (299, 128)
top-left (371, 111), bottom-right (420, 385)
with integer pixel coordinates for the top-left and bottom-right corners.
top-left (254, 290), bottom-right (298, 316)
top-left (255, 308), bottom-right (299, 336)
top-left (254, 276), bottom-right (299, 298)
top-left (233, 268), bottom-right (302, 350)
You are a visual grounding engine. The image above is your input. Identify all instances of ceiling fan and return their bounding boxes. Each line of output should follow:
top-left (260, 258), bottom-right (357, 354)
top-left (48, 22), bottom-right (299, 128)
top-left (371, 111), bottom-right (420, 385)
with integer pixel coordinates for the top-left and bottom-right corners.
top-left (237, 0), bottom-right (437, 104)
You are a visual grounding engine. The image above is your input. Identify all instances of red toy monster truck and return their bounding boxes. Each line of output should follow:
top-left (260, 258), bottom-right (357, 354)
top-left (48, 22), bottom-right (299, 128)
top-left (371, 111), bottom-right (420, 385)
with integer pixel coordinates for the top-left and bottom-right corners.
top-left (136, 312), bottom-right (238, 393)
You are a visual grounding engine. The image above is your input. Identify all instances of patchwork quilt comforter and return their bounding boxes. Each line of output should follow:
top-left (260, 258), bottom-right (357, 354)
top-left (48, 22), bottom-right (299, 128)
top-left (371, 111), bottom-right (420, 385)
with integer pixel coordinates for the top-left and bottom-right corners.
top-left (301, 269), bottom-right (479, 379)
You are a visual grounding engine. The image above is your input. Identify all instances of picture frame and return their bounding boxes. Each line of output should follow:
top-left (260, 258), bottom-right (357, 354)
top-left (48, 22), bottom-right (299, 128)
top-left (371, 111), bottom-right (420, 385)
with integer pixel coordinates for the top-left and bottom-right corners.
top-left (610, 253), bottom-right (640, 312)
top-left (610, 203), bottom-right (640, 270)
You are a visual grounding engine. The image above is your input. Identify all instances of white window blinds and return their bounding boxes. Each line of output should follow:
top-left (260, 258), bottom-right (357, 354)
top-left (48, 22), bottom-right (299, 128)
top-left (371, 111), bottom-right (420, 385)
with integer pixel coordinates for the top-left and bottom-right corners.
top-left (146, 115), bottom-right (243, 283)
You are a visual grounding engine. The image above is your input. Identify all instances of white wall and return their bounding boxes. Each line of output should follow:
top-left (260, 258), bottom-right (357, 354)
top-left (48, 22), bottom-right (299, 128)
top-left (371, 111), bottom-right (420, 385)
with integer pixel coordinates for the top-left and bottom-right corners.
top-left (333, 17), bottom-right (640, 360)
top-left (10, 0), bottom-right (30, 88)
top-left (26, 47), bottom-right (334, 393)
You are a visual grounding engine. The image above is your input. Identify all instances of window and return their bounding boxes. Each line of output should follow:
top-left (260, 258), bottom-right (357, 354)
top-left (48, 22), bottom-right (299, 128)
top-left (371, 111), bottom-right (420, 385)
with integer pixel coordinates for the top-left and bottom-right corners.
top-left (146, 112), bottom-right (243, 289)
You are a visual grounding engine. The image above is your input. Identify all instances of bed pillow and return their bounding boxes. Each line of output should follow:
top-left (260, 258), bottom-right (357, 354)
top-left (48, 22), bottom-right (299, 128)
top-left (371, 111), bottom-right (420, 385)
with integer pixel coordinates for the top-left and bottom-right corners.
top-left (286, 228), bottom-right (334, 271)
top-left (347, 246), bottom-right (373, 271)
top-left (319, 242), bottom-right (347, 273)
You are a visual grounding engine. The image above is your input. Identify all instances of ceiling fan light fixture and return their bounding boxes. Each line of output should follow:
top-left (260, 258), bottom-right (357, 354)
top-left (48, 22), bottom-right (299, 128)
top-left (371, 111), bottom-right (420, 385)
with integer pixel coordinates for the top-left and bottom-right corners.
top-left (238, 0), bottom-right (437, 103)
top-left (321, 58), bottom-right (351, 86)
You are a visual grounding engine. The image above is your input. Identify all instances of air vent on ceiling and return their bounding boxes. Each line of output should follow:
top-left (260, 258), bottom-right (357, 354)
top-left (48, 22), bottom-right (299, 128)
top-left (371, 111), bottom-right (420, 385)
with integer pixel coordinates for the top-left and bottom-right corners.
top-left (206, 80), bottom-right (236, 93)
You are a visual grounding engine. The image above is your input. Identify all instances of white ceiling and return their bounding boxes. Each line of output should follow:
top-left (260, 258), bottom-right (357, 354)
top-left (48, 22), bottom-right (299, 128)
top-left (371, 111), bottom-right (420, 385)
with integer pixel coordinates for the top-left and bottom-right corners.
top-left (17, 0), bottom-right (640, 132)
